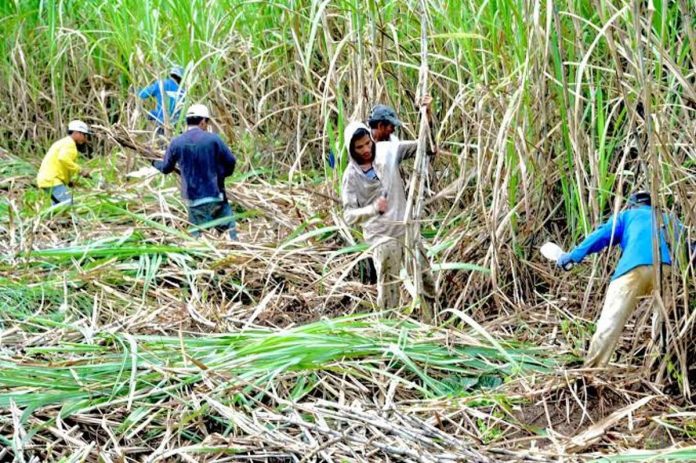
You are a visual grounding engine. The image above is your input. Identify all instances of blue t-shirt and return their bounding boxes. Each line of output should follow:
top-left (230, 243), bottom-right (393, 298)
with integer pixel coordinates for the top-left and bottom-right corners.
top-left (138, 77), bottom-right (184, 125)
top-left (362, 166), bottom-right (379, 180)
top-left (568, 206), bottom-right (675, 280)
top-left (154, 128), bottom-right (236, 203)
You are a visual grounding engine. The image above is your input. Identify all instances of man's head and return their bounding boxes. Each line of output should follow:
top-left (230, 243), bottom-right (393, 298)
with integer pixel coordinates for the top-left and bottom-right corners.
top-left (368, 104), bottom-right (401, 142)
top-left (186, 103), bottom-right (210, 130)
top-left (628, 191), bottom-right (651, 207)
top-left (344, 121), bottom-right (374, 165)
top-left (67, 120), bottom-right (90, 150)
top-left (170, 65), bottom-right (184, 84)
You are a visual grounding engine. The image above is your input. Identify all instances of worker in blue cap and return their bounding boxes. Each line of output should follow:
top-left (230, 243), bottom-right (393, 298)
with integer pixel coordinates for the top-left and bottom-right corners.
top-left (368, 104), bottom-right (402, 143)
top-left (138, 65), bottom-right (186, 133)
top-left (557, 191), bottom-right (677, 367)
top-left (368, 96), bottom-right (432, 143)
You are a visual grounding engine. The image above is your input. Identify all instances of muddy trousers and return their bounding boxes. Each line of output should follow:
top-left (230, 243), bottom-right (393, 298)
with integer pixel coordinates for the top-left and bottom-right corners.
top-left (585, 265), bottom-right (668, 367)
top-left (372, 237), bottom-right (435, 312)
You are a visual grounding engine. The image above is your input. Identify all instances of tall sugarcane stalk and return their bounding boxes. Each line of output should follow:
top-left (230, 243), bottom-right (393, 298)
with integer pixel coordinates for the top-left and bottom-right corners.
top-left (403, 0), bottom-right (433, 323)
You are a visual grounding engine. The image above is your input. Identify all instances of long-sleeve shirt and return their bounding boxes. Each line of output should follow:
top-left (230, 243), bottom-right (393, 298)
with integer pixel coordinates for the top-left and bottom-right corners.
top-left (568, 206), bottom-right (674, 280)
top-left (341, 139), bottom-right (433, 243)
top-left (138, 77), bottom-right (184, 125)
top-left (153, 127), bottom-right (236, 204)
top-left (36, 136), bottom-right (80, 188)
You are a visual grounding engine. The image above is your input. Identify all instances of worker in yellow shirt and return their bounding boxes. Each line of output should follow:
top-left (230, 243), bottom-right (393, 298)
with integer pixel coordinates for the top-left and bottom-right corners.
top-left (36, 120), bottom-right (91, 205)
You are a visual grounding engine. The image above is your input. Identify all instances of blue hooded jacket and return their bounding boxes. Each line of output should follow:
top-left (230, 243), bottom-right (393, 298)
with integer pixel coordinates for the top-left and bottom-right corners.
top-left (568, 206), bottom-right (675, 280)
top-left (154, 128), bottom-right (236, 204)
top-left (138, 77), bottom-right (184, 125)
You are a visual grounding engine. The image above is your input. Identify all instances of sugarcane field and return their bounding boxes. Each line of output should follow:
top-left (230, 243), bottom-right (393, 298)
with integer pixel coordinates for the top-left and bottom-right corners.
top-left (2, 0), bottom-right (696, 461)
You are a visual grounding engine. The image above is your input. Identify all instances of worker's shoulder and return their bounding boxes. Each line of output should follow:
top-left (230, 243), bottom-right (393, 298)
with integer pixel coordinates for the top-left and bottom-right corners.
top-left (50, 135), bottom-right (75, 152)
top-left (170, 129), bottom-right (225, 147)
top-left (163, 77), bottom-right (180, 90)
top-left (168, 130), bottom-right (198, 149)
top-left (374, 140), bottom-right (400, 160)
top-left (626, 206), bottom-right (653, 217)
top-left (57, 135), bottom-right (75, 146)
top-left (341, 162), bottom-right (359, 184)
top-left (622, 206), bottom-right (654, 224)
top-left (199, 131), bottom-right (229, 147)
top-left (168, 131), bottom-right (187, 145)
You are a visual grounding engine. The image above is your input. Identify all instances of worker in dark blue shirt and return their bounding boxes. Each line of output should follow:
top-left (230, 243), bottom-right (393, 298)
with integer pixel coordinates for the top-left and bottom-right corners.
top-left (557, 191), bottom-right (676, 367)
top-left (152, 103), bottom-right (238, 240)
top-left (139, 65), bottom-right (185, 132)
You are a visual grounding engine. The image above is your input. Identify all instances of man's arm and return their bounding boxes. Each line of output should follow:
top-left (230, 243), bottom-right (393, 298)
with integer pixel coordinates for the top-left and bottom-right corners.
top-left (568, 214), bottom-right (623, 263)
top-left (396, 95), bottom-right (437, 163)
top-left (343, 203), bottom-right (379, 226)
top-left (57, 143), bottom-right (81, 177)
top-left (217, 138), bottom-right (237, 178)
top-left (395, 141), bottom-right (418, 163)
top-left (138, 81), bottom-right (159, 100)
top-left (152, 144), bottom-right (179, 174)
top-left (395, 137), bottom-right (436, 163)
top-left (342, 180), bottom-right (379, 226)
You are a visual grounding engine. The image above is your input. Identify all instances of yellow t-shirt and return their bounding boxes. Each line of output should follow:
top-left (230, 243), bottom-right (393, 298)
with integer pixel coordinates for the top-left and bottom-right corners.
top-left (36, 136), bottom-right (81, 188)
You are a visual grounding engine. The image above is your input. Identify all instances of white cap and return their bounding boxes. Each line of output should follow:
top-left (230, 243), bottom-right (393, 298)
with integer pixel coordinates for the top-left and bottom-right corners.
top-left (170, 65), bottom-right (184, 79)
top-left (68, 120), bottom-right (90, 134)
top-left (186, 104), bottom-right (210, 119)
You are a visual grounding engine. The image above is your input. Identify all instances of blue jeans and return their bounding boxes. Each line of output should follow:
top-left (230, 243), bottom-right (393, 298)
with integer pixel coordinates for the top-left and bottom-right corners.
top-left (188, 200), bottom-right (238, 240)
top-left (44, 184), bottom-right (72, 205)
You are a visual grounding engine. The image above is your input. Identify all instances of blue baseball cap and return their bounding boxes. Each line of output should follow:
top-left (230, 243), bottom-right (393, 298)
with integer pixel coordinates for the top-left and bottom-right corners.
top-left (368, 104), bottom-right (401, 127)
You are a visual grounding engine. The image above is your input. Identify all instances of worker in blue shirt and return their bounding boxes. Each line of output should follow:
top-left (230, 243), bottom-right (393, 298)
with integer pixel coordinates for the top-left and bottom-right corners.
top-left (152, 103), bottom-right (238, 240)
top-left (139, 65), bottom-right (185, 131)
top-left (557, 191), bottom-right (675, 367)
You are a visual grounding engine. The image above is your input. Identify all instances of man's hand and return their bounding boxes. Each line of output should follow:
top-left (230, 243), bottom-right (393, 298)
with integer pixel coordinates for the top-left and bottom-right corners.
top-left (419, 95), bottom-right (433, 117)
top-left (556, 253), bottom-right (574, 271)
top-left (419, 95), bottom-right (437, 155)
top-left (375, 197), bottom-right (388, 214)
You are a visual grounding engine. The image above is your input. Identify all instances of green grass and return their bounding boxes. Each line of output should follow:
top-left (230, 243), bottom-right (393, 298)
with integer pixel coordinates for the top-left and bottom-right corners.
top-left (0, 314), bottom-right (558, 418)
top-left (595, 447), bottom-right (696, 462)
top-left (1, 0), bottom-right (695, 459)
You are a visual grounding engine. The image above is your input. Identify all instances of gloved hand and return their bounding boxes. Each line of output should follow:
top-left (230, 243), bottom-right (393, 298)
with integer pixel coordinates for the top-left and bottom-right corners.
top-left (556, 253), bottom-right (574, 271)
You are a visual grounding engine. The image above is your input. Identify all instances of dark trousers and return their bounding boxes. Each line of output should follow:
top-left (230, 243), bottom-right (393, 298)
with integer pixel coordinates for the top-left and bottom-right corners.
top-left (360, 257), bottom-right (378, 284)
top-left (188, 200), bottom-right (238, 240)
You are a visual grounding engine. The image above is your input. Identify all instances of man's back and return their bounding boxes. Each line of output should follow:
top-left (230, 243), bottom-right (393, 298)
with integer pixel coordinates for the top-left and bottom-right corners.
top-left (616, 206), bottom-right (672, 277)
top-left (37, 136), bottom-right (78, 188)
top-left (157, 128), bottom-right (235, 202)
top-left (139, 77), bottom-right (183, 124)
top-left (569, 205), bottom-right (674, 280)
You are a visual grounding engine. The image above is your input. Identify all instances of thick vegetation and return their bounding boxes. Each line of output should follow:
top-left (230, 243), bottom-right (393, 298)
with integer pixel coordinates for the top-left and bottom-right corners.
top-left (1, 0), bottom-right (695, 461)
